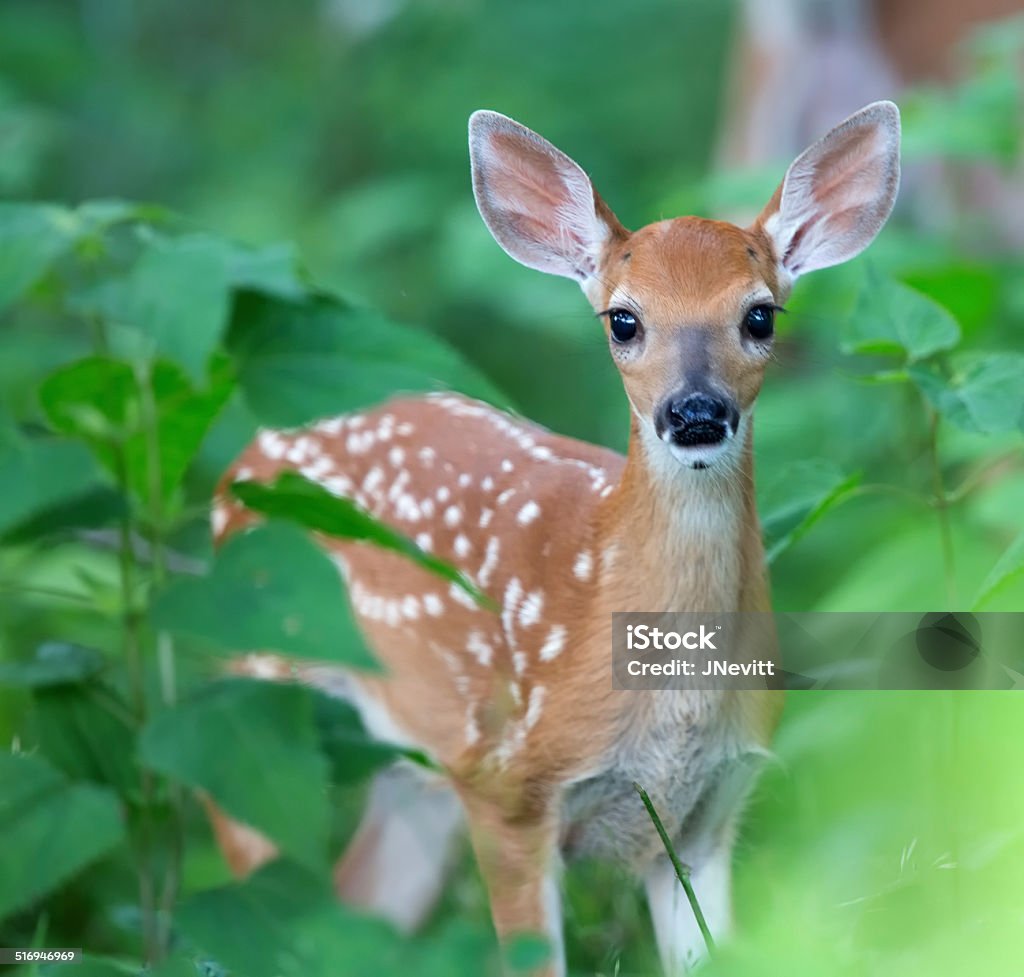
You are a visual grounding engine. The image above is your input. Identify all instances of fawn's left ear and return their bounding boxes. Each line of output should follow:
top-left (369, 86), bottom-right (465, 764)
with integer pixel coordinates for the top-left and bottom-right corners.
top-left (754, 101), bottom-right (901, 282)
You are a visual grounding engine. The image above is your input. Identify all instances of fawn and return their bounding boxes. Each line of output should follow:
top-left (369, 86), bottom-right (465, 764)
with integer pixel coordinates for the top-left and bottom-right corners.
top-left (208, 101), bottom-right (900, 975)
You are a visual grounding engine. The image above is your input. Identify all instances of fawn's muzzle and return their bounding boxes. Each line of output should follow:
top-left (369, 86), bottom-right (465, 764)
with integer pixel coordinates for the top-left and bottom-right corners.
top-left (662, 393), bottom-right (737, 447)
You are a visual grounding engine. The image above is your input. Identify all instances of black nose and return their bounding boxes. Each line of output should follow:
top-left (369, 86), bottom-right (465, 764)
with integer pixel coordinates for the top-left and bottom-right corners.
top-left (665, 393), bottom-right (732, 446)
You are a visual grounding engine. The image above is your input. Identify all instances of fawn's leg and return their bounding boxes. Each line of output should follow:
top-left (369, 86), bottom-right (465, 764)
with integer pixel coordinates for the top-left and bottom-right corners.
top-left (461, 792), bottom-right (565, 977)
top-left (644, 839), bottom-right (734, 975)
top-left (333, 764), bottom-right (464, 933)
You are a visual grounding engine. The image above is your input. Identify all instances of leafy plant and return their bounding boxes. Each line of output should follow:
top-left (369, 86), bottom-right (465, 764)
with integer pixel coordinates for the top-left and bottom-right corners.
top-left (0, 202), bottom-right (505, 972)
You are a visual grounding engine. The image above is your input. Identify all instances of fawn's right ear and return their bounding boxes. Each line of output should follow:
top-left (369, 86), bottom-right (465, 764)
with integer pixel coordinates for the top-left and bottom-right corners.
top-left (469, 111), bottom-right (626, 282)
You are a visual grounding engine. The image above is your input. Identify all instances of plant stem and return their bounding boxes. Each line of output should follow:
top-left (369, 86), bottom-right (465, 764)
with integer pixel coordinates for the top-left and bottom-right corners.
top-left (633, 782), bottom-right (716, 957)
top-left (135, 361), bottom-right (184, 959)
top-left (926, 408), bottom-right (957, 607)
top-left (114, 444), bottom-right (159, 963)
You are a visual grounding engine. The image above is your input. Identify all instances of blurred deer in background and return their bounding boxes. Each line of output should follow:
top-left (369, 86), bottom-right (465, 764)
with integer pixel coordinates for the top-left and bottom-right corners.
top-left (206, 102), bottom-right (900, 975)
top-left (721, 0), bottom-right (1023, 244)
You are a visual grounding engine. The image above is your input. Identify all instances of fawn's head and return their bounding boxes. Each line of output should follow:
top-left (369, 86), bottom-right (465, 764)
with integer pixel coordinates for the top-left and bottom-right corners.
top-left (469, 103), bottom-right (900, 470)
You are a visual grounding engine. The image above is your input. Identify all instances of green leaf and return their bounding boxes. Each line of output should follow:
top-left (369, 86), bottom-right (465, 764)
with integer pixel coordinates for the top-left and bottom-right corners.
top-left (221, 239), bottom-right (307, 299)
top-left (760, 460), bottom-right (862, 563)
top-left (2, 486), bottom-right (127, 544)
top-left (842, 271), bottom-right (961, 362)
top-left (910, 353), bottom-right (1024, 434)
top-left (139, 680), bottom-right (330, 868)
top-left (973, 532), bottom-right (1024, 610)
top-left (232, 471), bottom-right (492, 607)
top-left (84, 234), bottom-right (231, 381)
top-left (0, 751), bottom-right (124, 920)
top-left (0, 642), bottom-right (104, 687)
top-left (176, 861), bottom-right (392, 977)
top-left (0, 203), bottom-right (76, 312)
top-left (33, 684), bottom-right (137, 795)
top-left (227, 290), bottom-right (508, 427)
top-left (176, 861), bottom-right (487, 977)
top-left (39, 355), bottom-right (233, 505)
top-left (150, 521), bottom-right (378, 668)
top-left (0, 433), bottom-right (104, 535)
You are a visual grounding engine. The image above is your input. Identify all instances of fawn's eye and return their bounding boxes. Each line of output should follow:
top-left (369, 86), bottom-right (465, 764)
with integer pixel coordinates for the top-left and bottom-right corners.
top-left (744, 304), bottom-right (775, 341)
top-left (608, 309), bottom-right (639, 343)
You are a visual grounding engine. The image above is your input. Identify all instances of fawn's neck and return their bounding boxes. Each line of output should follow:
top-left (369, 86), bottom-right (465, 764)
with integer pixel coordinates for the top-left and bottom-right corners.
top-left (595, 415), bottom-right (762, 614)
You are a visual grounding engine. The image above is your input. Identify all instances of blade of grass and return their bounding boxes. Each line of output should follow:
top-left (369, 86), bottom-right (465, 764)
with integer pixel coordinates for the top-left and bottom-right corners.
top-left (633, 781), bottom-right (716, 957)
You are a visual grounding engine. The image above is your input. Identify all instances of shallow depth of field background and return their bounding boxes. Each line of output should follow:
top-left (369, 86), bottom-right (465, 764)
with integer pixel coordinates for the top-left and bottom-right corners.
top-left (1, 1), bottom-right (1023, 975)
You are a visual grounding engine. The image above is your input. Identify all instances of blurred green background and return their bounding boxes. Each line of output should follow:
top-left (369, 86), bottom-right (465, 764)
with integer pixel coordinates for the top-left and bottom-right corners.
top-left (1, 1), bottom-right (1023, 975)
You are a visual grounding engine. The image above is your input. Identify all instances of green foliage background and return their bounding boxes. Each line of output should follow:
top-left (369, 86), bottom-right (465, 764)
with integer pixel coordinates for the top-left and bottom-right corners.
top-left (0, 2), bottom-right (1022, 975)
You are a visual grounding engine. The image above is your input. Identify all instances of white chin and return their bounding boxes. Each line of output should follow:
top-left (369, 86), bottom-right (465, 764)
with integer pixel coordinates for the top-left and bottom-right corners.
top-left (664, 439), bottom-right (731, 469)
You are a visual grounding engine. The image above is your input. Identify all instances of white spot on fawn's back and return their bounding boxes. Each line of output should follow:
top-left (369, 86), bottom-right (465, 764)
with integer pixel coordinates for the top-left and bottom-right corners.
top-left (423, 593), bottom-right (444, 617)
top-left (258, 430), bottom-right (287, 460)
top-left (517, 501), bottom-right (541, 526)
top-left (573, 550), bottom-right (593, 582)
top-left (478, 537), bottom-right (501, 587)
top-left (518, 590), bottom-right (544, 628)
top-left (539, 625), bottom-right (566, 662)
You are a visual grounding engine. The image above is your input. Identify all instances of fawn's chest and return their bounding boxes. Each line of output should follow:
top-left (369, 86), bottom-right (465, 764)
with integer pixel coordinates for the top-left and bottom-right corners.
top-left (559, 690), bottom-right (749, 868)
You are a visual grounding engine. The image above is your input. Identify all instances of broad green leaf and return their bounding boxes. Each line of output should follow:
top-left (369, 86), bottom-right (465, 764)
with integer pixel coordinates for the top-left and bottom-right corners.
top-left (2, 486), bottom-right (126, 543)
top-left (139, 679), bottom-right (330, 868)
top-left (0, 642), bottom-right (104, 687)
top-left (0, 433), bottom-right (104, 535)
top-left (83, 234), bottom-right (231, 381)
top-left (232, 471), bottom-right (492, 607)
top-left (973, 532), bottom-right (1024, 610)
top-left (221, 239), bottom-right (307, 299)
top-left (33, 684), bottom-right (137, 795)
top-left (0, 751), bottom-right (124, 920)
top-left (150, 521), bottom-right (378, 668)
top-left (39, 355), bottom-right (233, 505)
top-left (177, 860), bottom-right (491, 977)
top-left (227, 290), bottom-right (507, 427)
top-left (910, 353), bottom-right (1024, 434)
top-left (176, 861), bottom-right (390, 977)
top-left (842, 271), bottom-right (961, 362)
top-left (0, 203), bottom-right (76, 312)
top-left (759, 460), bottom-right (862, 564)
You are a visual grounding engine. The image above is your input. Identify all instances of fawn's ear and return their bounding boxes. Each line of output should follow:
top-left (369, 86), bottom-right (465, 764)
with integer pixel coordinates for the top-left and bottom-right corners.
top-left (469, 110), bottom-right (625, 282)
top-left (754, 101), bottom-right (901, 282)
